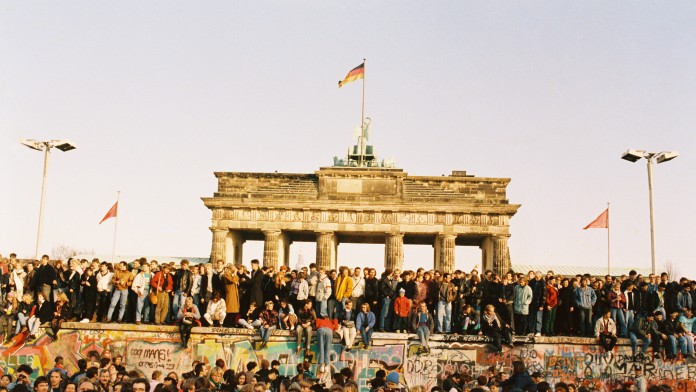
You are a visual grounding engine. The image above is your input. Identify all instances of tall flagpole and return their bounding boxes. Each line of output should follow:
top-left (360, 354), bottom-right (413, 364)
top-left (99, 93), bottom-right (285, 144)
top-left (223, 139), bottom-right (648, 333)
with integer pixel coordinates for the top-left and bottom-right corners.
top-left (607, 202), bottom-right (611, 275)
top-left (111, 191), bottom-right (120, 263)
top-left (360, 58), bottom-right (366, 167)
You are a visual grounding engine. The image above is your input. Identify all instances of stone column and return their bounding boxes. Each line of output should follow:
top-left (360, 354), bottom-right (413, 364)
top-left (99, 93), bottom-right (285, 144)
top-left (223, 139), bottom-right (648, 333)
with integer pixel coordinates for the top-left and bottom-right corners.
top-left (384, 233), bottom-right (404, 272)
top-left (434, 234), bottom-right (456, 273)
top-left (211, 228), bottom-right (227, 263)
top-left (263, 230), bottom-right (281, 269)
top-left (316, 232), bottom-right (337, 270)
top-left (278, 232), bottom-right (292, 267)
top-left (493, 235), bottom-right (511, 277)
top-left (228, 231), bottom-right (245, 266)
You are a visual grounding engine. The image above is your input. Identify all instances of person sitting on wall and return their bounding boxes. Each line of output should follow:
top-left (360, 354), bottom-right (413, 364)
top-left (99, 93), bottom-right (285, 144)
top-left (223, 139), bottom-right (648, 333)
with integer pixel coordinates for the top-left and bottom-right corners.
top-left (410, 301), bottom-right (434, 354)
top-left (177, 296), bottom-right (201, 349)
top-left (14, 293), bottom-right (37, 340)
top-left (337, 299), bottom-right (357, 352)
top-left (459, 304), bottom-right (480, 335)
top-left (0, 291), bottom-right (18, 342)
top-left (356, 303), bottom-right (375, 350)
top-left (48, 293), bottom-right (71, 341)
top-left (595, 308), bottom-right (618, 352)
top-left (277, 298), bottom-right (297, 331)
top-left (238, 303), bottom-right (262, 330)
top-left (258, 301), bottom-right (278, 349)
top-left (629, 312), bottom-right (660, 357)
top-left (295, 300), bottom-right (316, 357)
top-left (479, 304), bottom-right (512, 353)
top-left (203, 292), bottom-right (227, 327)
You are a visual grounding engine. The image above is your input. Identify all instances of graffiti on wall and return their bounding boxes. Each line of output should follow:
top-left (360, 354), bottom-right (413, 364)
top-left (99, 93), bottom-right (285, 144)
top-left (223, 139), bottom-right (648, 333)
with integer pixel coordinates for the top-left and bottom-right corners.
top-left (0, 326), bottom-right (694, 392)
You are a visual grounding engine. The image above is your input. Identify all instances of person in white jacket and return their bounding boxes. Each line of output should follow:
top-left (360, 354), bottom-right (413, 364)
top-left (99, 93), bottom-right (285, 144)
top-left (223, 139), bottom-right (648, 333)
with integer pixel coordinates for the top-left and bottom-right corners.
top-left (132, 264), bottom-right (152, 324)
top-left (315, 269), bottom-right (332, 317)
top-left (204, 292), bottom-right (227, 326)
top-left (96, 263), bottom-right (114, 322)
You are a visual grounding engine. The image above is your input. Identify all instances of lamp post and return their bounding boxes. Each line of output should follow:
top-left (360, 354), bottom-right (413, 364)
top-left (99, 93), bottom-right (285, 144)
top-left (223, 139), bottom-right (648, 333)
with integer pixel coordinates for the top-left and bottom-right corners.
top-left (621, 149), bottom-right (679, 274)
top-left (20, 139), bottom-right (77, 259)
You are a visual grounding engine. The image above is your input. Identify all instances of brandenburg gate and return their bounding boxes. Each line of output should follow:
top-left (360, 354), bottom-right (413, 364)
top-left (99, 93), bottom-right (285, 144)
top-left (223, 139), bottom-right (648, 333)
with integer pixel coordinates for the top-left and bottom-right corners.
top-left (202, 167), bottom-right (520, 275)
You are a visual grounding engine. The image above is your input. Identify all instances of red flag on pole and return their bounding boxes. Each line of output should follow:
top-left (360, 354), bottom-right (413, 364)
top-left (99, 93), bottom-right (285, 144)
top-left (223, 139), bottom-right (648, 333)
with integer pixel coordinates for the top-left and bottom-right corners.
top-left (583, 208), bottom-right (608, 229)
top-left (99, 201), bottom-right (118, 224)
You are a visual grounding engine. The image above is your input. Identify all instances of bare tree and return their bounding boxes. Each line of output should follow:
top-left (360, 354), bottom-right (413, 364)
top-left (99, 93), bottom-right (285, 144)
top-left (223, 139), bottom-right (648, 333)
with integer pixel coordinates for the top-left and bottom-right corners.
top-left (663, 260), bottom-right (678, 280)
top-left (51, 244), bottom-right (81, 261)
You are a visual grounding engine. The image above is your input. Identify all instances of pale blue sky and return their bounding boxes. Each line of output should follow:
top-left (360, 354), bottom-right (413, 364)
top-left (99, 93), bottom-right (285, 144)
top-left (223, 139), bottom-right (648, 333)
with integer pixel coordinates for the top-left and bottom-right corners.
top-left (1, 2), bottom-right (694, 274)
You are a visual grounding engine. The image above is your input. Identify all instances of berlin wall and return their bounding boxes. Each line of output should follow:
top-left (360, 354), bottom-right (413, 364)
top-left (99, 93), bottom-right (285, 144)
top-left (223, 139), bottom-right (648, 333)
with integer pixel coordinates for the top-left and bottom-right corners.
top-left (1, 324), bottom-right (693, 392)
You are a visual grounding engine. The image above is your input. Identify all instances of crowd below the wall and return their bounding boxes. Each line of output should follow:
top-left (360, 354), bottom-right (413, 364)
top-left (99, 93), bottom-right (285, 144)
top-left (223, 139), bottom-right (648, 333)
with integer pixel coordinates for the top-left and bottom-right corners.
top-left (0, 347), bottom-right (674, 392)
top-left (0, 252), bottom-right (695, 386)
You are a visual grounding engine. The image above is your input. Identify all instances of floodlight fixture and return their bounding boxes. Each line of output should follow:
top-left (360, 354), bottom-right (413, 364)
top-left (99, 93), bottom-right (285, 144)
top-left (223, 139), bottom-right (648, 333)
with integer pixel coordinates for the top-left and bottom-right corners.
top-left (655, 151), bottom-right (679, 164)
top-left (621, 149), bottom-right (646, 163)
top-left (621, 148), bottom-right (679, 274)
top-left (20, 138), bottom-right (77, 258)
top-left (20, 139), bottom-right (44, 151)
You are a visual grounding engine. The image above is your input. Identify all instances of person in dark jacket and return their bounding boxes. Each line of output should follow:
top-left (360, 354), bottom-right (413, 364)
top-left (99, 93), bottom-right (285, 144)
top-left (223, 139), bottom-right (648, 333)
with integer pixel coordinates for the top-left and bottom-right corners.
top-left (247, 260), bottom-right (265, 310)
top-left (528, 271), bottom-right (547, 336)
top-left (659, 310), bottom-right (689, 359)
top-left (499, 360), bottom-right (534, 390)
top-left (35, 255), bottom-right (57, 303)
top-left (64, 259), bottom-right (81, 319)
top-left (480, 304), bottom-right (512, 353)
top-left (394, 272), bottom-right (417, 301)
top-left (172, 260), bottom-right (193, 322)
top-left (377, 270), bottom-right (396, 332)
top-left (442, 373), bottom-right (462, 392)
top-left (36, 292), bottom-right (53, 326)
top-left (48, 293), bottom-right (71, 340)
top-left (80, 267), bottom-right (98, 322)
top-left (629, 312), bottom-right (660, 357)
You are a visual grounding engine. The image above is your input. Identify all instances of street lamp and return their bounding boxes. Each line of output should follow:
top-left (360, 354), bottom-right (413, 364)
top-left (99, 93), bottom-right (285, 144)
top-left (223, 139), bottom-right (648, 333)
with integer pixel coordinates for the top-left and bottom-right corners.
top-left (621, 149), bottom-right (679, 274)
top-left (20, 139), bottom-right (77, 258)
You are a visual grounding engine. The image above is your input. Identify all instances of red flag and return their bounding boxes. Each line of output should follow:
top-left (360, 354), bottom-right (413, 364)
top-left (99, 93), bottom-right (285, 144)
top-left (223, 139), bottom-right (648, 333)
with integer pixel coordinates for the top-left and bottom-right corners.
top-left (99, 201), bottom-right (118, 224)
top-left (583, 208), bottom-right (608, 229)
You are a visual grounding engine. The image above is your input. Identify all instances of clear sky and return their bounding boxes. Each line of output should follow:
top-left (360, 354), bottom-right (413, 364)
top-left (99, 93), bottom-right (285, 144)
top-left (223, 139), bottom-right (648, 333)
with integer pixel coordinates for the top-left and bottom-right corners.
top-left (1, 1), bottom-right (694, 275)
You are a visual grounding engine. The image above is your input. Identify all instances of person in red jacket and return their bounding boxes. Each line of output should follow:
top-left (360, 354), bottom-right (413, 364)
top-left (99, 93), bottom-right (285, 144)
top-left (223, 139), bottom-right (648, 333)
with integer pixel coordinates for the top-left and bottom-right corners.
top-left (393, 288), bottom-right (411, 333)
top-left (315, 313), bottom-right (336, 372)
top-left (151, 265), bottom-right (174, 325)
top-left (543, 276), bottom-right (559, 336)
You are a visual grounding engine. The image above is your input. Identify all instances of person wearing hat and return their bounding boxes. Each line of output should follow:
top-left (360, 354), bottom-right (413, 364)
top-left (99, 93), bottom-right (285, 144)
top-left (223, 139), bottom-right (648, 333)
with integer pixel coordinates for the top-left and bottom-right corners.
top-left (385, 372), bottom-right (401, 390)
top-left (258, 301), bottom-right (279, 349)
top-left (393, 288), bottom-right (411, 333)
top-left (356, 303), bottom-right (376, 349)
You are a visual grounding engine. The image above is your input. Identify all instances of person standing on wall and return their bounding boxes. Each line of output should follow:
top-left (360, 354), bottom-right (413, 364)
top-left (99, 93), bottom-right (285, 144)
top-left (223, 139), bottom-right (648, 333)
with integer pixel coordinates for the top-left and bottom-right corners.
top-left (150, 264), bottom-right (173, 325)
top-left (513, 277), bottom-right (533, 336)
top-left (575, 278), bottom-right (597, 337)
top-left (171, 260), bottom-right (192, 324)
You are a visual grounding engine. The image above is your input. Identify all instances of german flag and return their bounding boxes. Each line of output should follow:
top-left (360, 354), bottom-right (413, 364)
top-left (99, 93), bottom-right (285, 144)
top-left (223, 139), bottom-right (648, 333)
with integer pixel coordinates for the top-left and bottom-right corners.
top-left (338, 62), bottom-right (365, 88)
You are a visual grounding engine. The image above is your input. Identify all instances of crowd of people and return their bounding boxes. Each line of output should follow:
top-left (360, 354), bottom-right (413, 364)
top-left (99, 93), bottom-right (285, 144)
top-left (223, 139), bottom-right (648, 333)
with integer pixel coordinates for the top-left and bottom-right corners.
top-left (1, 254), bottom-right (696, 355)
top-left (0, 350), bottom-right (674, 392)
top-left (0, 252), bottom-right (692, 392)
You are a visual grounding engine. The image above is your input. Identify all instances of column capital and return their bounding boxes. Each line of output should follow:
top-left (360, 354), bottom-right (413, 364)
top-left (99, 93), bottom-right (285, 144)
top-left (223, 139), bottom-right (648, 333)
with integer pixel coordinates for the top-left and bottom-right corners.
top-left (386, 232), bottom-right (405, 238)
top-left (210, 227), bottom-right (228, 233)
top-left (262, 229), bottom-right (282, 236)
top-left (436, 233), bottom-right (457, 240)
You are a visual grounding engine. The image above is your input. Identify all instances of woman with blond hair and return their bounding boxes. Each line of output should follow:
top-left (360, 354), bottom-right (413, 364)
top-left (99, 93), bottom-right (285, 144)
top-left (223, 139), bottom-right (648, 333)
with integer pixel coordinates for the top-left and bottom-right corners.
top-left (48, 292), bottom-right (71, 340)
top-left (14, 293), bottom-right (38, 339)
top-left (0, 291), bottom-right (18, 341)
